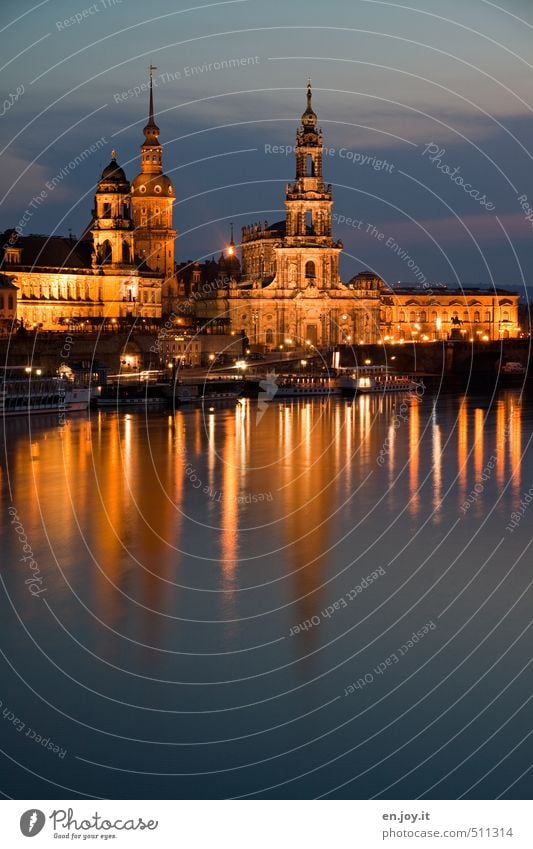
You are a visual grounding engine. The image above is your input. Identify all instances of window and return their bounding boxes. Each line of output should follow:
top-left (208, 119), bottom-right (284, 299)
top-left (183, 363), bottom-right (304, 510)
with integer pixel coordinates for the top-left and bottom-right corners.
top-left (431, 311), bottom-right (437, 322)
top-left (399, 310), bottom-right (405, 322)
top-left (485, 310), bottom-right (491, 322)
top-left (442, 311), bottom-right (448, 322)
top-left (463, 311), bottom-right (469, 322)
top-left (305, 260), bottom-right (316, 278)
top-left (409, 311), bottom-right (415, 322)
top-left (101, 240), bottom-right (112, 264)
top-left (420, 311), bottom-right (427, 322)
top-left (306, 154), bottom-right (315, 176)
top-left (265, 328), bottom-right (273, 344)
top-left (474, 311), bottom-right (480, 323)
top-left (122, 241), bottom-right (130, 264)
top-left (102, 202), bottom-right (111, 217)
top-left (0, 295), bottom-right (4, 310)
top-left (503, 310), bottom-right (510, 321)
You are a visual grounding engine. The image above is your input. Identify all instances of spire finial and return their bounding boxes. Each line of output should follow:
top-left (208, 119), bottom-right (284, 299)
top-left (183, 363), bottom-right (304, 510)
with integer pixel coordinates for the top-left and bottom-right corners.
top-left (148, 63), bottom-right (157, 127)
top-left (230, 222), bottom-right (234, 245)
top-left (111, 149), bottom-right (117, 160)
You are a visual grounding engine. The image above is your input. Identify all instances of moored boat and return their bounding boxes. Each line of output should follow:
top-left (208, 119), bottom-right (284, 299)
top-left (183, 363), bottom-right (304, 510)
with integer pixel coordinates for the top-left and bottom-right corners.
top-left (269, 376), bottom-right (341, 398)
top-left (0, 369), bottom-right (90, 417)
top-left (336, 365), bottom-right (423, 395)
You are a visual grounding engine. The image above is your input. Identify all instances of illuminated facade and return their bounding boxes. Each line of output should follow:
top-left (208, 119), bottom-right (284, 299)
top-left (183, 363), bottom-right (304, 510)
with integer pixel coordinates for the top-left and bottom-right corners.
top-left (0, 72), bottom-right (173, 330)
top-left (195, 84), bottom-right (382, 347)
top-left (380, 286), bottom-right (520, 342)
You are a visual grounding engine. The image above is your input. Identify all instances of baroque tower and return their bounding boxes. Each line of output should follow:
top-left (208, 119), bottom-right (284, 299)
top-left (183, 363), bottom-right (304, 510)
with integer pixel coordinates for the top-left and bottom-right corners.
top-left (91, 151), bottom-right (134, 270)
top-left (131, 65), bottom-right (176, 279)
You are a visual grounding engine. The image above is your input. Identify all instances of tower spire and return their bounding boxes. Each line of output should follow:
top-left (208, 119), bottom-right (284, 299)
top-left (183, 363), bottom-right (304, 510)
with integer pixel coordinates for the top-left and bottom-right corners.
top-left (301, 79), bottom-right (317, 129)
top-left (143, 64), bottom-right (160, 143)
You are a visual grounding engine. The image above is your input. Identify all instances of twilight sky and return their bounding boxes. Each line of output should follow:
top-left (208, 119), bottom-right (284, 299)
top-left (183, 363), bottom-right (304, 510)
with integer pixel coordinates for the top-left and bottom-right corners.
top-left (1, 0), bottom-right (533, 291)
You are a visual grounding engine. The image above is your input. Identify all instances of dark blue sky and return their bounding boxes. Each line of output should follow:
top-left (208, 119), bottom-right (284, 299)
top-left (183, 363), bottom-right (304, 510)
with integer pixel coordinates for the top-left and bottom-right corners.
top-left (1, 0), bottom-right (533, 291)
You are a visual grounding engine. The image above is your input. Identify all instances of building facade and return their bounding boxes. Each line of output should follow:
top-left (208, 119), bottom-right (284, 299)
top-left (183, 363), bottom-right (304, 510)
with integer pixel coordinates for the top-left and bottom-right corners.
top-left (195, 85), bottom-right (382, 347)
top-left (381, 286), bottom-right (520, 342)
top-left (0, 72), bottom-right (174, 331)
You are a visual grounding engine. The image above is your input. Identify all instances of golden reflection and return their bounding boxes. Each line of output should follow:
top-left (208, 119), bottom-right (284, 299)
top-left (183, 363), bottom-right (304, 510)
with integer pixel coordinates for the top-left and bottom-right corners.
top-left (495, 400), bottom-right (506, 489)
top-left (457, 399), bottom-right (468, 506)
top-left (409, 398), bottom-right (420, 517)
top-left (509, 397), bottom-right (522, 499)
top-left (432, 404), bottom-right (442, 521)
top-left (278, 400), bottom-right (339, 654)
top-left (220, 413), bottom-right (238, 632)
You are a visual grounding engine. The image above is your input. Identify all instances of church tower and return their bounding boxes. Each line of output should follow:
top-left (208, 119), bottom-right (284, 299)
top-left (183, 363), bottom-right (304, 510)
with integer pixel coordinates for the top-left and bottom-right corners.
top-left (285, 82), bottom-right (335, 247)
top-left (131, 65), bottom-right (176, 279)
top-left (91, 150), bottom-right (135, 270)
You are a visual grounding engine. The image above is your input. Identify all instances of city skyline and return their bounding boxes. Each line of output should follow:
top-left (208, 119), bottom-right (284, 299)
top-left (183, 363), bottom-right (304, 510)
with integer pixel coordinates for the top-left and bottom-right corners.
top-left (2, 0), bottom-right (533, 290)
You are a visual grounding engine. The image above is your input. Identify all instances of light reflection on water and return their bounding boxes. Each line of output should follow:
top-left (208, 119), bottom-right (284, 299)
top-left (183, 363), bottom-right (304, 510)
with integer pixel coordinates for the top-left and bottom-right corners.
top-left (1, 389), bottom-right (532, 799)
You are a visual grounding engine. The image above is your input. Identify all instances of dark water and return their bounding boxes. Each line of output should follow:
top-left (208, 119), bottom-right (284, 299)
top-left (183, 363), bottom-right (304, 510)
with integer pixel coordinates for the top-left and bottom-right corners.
top-left (1, 388), bottom-right (533, 799)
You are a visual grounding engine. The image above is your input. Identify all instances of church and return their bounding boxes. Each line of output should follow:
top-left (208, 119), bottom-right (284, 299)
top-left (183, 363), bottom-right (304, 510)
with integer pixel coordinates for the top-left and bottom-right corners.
top-left (195, 84), bottom-right (383, 348)
top-left (0, 67), bottom-right (176, 331)
top-left (0, 78), bottom-right (520, 343)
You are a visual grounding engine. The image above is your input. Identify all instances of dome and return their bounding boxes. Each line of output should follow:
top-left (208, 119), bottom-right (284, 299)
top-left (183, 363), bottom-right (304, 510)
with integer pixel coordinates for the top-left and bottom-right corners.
top-left (131, 173), bottom-right (174, 197)
top-left (100, 151), bottom-right (127, 183)
top-left (348, 270), bottom-right (384, 290)
top-left (97, 151), bottom-right (129, 192)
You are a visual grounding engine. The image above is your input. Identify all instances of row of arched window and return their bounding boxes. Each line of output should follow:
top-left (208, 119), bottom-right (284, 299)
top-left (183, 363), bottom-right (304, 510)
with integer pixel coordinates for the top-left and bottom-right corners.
top-left (395, 309), bottom-right (510, 323)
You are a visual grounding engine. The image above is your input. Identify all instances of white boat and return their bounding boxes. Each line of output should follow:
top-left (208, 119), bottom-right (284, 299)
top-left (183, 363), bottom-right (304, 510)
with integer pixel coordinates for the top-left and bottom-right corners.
top-left (336, 365), bottom-right (422, 394)
top-left (0, 373), bottom-right (89, 417)
top-left (272, 377), bottom-right (341, 398)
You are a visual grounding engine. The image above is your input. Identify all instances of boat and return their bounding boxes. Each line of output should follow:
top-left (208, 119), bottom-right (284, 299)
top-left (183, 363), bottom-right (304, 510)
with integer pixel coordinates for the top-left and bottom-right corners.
top-left (336, 365), bottom-right (423, 395)
top-left (95, 384), bottom-right (167, 408)
top-left (268, 376), bottom-right (341, 398)
top-left (169, 377), bottom-right (243, 405)
top-left (0, 369), bottom-right (89, 417)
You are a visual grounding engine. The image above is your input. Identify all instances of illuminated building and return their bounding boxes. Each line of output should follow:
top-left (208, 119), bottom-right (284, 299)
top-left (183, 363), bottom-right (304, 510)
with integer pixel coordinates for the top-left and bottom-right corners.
top-left (194, 84), bottom-right (382, 348)
top-left (380, 286), bottom-right (520, 342)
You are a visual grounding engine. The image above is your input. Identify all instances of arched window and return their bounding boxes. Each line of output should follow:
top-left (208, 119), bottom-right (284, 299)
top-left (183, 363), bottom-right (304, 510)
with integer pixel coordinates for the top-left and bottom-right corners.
top-left (431, 311), bottom-right (437, 322)
top-left (399, 310), bottom-right (405, 322)
top-left (442, 311), bottom-right (448, 322)
top-left (305, 260), bottom-right (316, 279)
top-left (463, 310), bottom-right (469, 322)
top-left (420, 311), bottom-right (427, 322)
top-left (474, 311), bottom-right (480, 323)
top-left (122, 241), bottom-right (130, 264)
top-left (485, 310), bottom-right (491, 322)
top-left (409, 311), bottom-right (415, 322)
top-left (306, 154), bottom-right (315, 176)
top-left (265, 328), bottom-right (273, 344)
top-left (503, 310), bottom-right (509, 320)
top-left (101, 240), bottom-right (112, 264)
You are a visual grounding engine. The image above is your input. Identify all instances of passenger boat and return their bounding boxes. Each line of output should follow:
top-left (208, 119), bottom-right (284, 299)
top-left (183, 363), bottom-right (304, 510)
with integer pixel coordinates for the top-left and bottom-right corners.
top-left (270, 376), bottom-right (341, 398)
top-left (0, 369), bottom-right (90, 417)
top-left (336, 365), bottom-right (423, 394)
top-left (171, 378), bottom-right (243, 405)
top-left (95, 384), bottom-right (167, 408)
